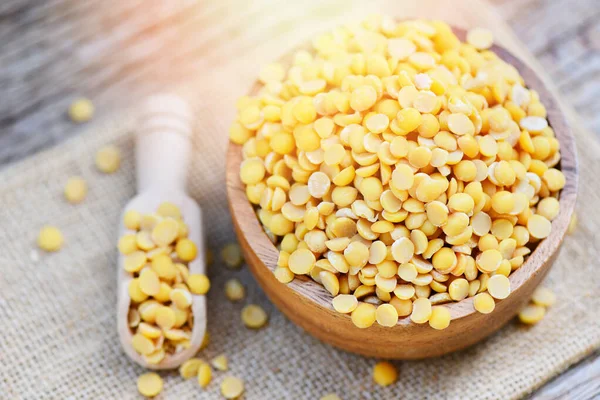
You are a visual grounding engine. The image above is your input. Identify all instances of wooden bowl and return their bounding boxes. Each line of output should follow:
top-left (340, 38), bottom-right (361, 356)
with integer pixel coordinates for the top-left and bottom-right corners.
top-left (225, 27), bottom-right (578, 359)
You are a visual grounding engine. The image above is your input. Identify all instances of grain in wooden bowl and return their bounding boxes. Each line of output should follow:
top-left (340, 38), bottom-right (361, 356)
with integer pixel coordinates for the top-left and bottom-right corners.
top-left (226, 17), bottom-right (577, 359)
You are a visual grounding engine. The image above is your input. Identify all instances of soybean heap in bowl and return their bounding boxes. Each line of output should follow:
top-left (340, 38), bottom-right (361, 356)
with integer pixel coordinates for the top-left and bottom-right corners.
top-left (228, 17), bottom-right (573, 335)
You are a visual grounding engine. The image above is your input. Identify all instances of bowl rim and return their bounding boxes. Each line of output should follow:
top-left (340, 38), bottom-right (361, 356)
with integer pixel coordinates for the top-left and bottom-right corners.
top-left (225, 25), bottom-right (578, 327)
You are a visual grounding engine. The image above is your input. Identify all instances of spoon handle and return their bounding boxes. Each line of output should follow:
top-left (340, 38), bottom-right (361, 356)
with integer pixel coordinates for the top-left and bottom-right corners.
top-left (136, 94), bottom-right (194, 194)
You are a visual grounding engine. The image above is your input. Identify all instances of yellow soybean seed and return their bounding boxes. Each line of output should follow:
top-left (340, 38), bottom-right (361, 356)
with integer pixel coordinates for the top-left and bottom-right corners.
top-left (351, 302), bottom-right (377, 328)
top-left (144, 348), bottom-right (166, 365)
top-left (373, 361), bottom-right (398, 386)
top-left (211, 354), bottom-right (228, 371)
top-left (448, 193), bottom-right (474, 214)
top-left (332, 294), bottom-right (358, 313)
top-left (123, 210), bottom-right (141, 230)
top-left (487, 274), bottom-right (511, 299)
top-left (315, 117), bottom-right (335, 138)
top-left (473, 292), bottom-right (495, 314)
top-left (388, 37), bottom-right (417, 59)
top-left (351, 85), bottom-right (377, 112)
top-left (230, 122), bottom-right (252, 144)
top-left (175, 262), bottom-right (190, 283)
top-left (151, 218), bottom-right (179, 247)
top-left (155, 306), bottom-right (176, 330)
top-left (156, 201), bottom-right (181, 219)
top-left (429, 306), bottom-right (451, 330)
top-left (432, 247), bottom-right (457, 273)
top-left (324, 144), bottom-right (346, 166)
top-left (176, 238), bottom-right (198, 262)
top-left (466, 28), bottom-right (494, 50)
top-left (124, 251), bottom-right (147, 273)
top-left (413, 90), bottom-right (439, 113)
top-left (138, 300), bottom-right (160, 323)
top-left (171, 304), bottom-right (188, 328)
top-left (360, 177), bottom-right (383, 201)
top-left (320, 271), bottom-right (340, 296)
top-left (151, 254), bottom-right (176, 279)
top-left (240, 158), bottom-right (266, 185)
top-left (180, 358), bottom-right (203, 379)
top-left (527, 214), bottom-right (552, 239)
top-left (224, 279), bottom-right (245, 301)
top-left (68, 97), bottom-right (94, 123)
top-left (448, 278), bottom-right (469, 301)
top-left (537, 197), bottom-right (560, 221)
top-left (274, 266), bottom-right (295, 283)
top-left (137, 322), bottom-right (162, 339)
top-left (376, 303), bottom-right (399, 327)
top-left (136, 231), bottom-right (155, 251)
top-left (137, 372), bottom-right (163, 397)
top-left (132, 333), bottom-right (155, 355)
top-left (408, 147), bottom-right (432, 169)
top-left (491, 219), bottom-right (513, 240)
top-left (37, 225), bottom-right (64, 252)
top-left (395, 107), bottom-right (422, 132)
top-left (139, 268), bottom-right (161, 296)
top-left (418, 113), bottom-right (441, 138)
top-left (197, 361), bottom-right (212, 388)
top-left (221, 376), bottom-right (245, 399)
top-left (478, 136), bottom-right (497, 157)
top-left (448, 113), bottom-right (475, 136)
top-left (140, 214), bottom-right (161, 231)
top-left (476, 249), bottom-right (503, 273)
top-left (118, 234), bottom-right (137, 255)
top-left (391, 237), bottom-right (415, 264)
top-left (289, 247), bottom-right (316, 275)
top-left (531, 286), bottom-right (556, 307)
top-left (308, 171), bottom-right (331, 198)
top-left (138, 322), bottom-right (161, 339)
top-left (64, 176), bottom-right (87, 204)
top-left (426, 201), bottom-right (449, 227)
top-left (221, 242), bottom-right (244, 268)
top-left (170, 288), bottom-right (192, 309)
top-left (241, 304), bottom-right (268, 329)
top-left (187, 274), bottom-right (210, 295)
top-left (344, 241), bottom-right (370, 267)
top-left (95, 145), bottom-right (120, 174)
top-left (410, 298), bottom-right (432, 324)
top-left (518, 304), bottom-right (546, 324)
top-left (397, 262), bottom-right (418, 282)
top-left (392, 164), bottom-right (414, 190)
top-left (365, 113), bottom-right (390, 133)
top-left (453, 160), bottom-right (477, 182)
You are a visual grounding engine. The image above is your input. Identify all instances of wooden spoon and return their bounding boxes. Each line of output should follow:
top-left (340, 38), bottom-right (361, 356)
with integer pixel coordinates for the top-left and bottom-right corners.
top-left (225, 27), bottom-right (578, 359)
top-left (117, 94), bottom-right (207, 369)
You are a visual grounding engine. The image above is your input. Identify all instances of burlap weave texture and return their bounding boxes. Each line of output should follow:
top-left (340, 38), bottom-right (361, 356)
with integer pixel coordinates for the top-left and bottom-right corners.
top-left (0, 104), bottom-right (598, 400)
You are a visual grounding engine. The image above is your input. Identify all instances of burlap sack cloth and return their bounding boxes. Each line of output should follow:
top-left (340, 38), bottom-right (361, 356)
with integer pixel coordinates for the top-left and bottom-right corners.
top-left (1, 3), bottom-right (600, 399)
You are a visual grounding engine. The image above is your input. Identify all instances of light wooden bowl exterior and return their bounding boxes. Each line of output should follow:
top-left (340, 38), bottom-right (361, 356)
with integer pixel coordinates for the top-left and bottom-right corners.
top-left (225, 28), bottom-right (578, 359)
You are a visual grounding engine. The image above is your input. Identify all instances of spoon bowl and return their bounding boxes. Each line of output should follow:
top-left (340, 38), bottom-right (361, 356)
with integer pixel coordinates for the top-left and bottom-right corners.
top-left (225, 27), bottom-right (578, 359)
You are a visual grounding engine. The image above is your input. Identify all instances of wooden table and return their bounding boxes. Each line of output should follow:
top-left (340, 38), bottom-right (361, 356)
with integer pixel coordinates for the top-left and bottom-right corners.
top-left (0, 0), bottom-right (597, 398)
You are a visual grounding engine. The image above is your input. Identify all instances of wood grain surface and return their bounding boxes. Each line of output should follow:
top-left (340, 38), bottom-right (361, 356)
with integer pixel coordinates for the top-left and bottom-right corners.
top-left (0, 0), bottom-right (597, 397)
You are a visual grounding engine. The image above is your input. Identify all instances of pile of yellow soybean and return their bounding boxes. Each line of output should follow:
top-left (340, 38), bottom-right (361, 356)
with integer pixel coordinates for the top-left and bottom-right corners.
top-left (118, 203), bottom-right (207, 364)
top-left (230, 16), bottom-right (566, 330)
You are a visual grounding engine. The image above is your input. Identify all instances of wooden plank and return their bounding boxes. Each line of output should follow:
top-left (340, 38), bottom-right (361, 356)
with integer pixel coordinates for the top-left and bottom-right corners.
top-left (529, 351), bottom-right (600, 400)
